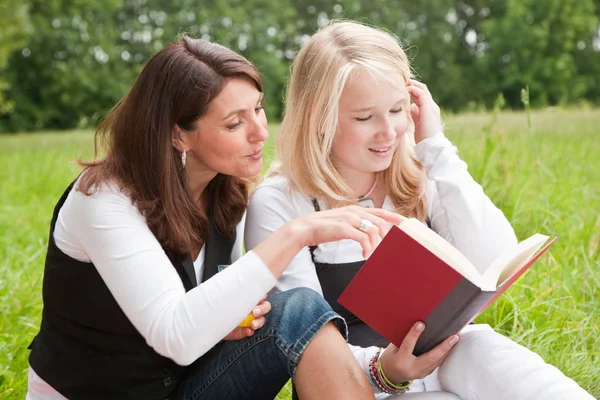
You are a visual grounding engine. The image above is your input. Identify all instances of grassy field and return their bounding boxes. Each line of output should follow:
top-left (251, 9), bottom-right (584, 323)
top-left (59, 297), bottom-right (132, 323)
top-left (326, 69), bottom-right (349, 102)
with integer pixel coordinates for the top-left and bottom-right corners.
top-left (0, 109), bottom-right (599, 399)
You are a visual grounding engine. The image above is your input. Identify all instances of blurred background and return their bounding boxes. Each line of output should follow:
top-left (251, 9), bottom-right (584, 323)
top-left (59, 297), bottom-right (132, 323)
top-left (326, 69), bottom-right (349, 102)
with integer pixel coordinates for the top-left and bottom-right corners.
top-left (0, 0), bottom-right (599, 133)
top-left (1, 1), bottom-right (599, 399)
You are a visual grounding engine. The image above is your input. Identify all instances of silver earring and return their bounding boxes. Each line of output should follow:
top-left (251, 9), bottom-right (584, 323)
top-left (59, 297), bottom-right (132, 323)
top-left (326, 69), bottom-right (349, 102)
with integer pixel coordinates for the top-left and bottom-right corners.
top-left (181, 149), bottom-right (187, 168)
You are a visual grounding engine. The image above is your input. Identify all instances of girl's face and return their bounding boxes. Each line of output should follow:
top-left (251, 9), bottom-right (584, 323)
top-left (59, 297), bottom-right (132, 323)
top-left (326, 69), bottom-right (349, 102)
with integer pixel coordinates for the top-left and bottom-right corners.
top-left (182, 77), bottom-right (268, 179)
top-left (333, 69), bottom-right (409, 180)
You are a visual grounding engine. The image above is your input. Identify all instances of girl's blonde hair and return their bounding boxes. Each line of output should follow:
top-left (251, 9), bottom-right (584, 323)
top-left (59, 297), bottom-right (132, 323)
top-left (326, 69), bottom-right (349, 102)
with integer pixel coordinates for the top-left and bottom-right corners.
top-left (272, 20), bottom-right (427, 219)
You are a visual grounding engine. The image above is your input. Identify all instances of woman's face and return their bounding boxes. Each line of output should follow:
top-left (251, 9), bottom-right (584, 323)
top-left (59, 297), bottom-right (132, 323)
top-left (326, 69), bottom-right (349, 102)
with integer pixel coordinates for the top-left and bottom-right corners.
top-left (183, 77), bottom-right (268, 179)
top-left (333, 69), bottom-right (409, 179)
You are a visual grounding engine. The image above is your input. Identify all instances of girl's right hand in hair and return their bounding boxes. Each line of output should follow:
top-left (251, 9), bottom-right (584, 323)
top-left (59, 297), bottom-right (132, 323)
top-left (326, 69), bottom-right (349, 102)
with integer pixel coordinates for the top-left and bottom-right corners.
top-left (291, 205), bottom-right (405, 258)
top-left (380, 322), bottom-right (460, 383)
top-left (407, 79), bottom-right (443, 144)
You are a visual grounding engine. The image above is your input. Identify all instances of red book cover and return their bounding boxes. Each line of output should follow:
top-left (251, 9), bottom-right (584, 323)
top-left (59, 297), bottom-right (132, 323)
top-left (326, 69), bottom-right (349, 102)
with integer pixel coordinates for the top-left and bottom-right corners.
top-left (338, 225), bottom-right (556, 353)
top-left (338, 225), bottom-right (466, 348)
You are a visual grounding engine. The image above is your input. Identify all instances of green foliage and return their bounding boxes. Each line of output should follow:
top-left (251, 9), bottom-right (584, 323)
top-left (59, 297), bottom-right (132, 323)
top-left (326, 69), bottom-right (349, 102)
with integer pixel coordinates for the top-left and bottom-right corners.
top-left (0, 0), bottom-right (139, 131)
top-left (0, 1), bottom-right (30, 114)
top-left (475, 0), bottom-right (598, 107)
top-left (0, 0), bottom-right (599, 132)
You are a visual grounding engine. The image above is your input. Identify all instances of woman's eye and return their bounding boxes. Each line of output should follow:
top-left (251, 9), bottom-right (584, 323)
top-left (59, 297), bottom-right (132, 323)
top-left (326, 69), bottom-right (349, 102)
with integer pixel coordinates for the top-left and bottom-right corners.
top-left (354, 115), bottom-right (372, 122)
top-left (390, 107), bottom-right (403, 114)
top-left (255, 104), bottom-right (264, 114)
top-left (227, 120), bottom-right (243, 130)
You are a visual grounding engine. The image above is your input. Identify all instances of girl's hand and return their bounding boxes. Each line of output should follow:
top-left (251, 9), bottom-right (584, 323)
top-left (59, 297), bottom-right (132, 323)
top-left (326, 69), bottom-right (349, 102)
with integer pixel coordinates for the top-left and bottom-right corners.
top-left (223, 297), bottom-right (271, 341)
top-left (407, 79), bottom-right (443, 143)
top-left (292, 206), bottom-right (406, 258)
top-left (380, 322), bottom-right (459, 383)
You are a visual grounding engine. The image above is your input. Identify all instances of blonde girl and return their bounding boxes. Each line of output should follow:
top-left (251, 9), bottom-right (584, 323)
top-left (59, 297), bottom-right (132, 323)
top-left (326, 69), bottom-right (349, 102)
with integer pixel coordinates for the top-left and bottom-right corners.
top-left (245, 21), bottom-right (593, 400)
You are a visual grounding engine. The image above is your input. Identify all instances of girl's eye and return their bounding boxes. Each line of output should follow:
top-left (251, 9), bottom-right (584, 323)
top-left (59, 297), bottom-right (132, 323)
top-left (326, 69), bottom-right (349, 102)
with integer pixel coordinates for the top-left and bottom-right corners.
top-left (390, 107), bottom-right (403, 114)
top-left (255, 104), bottom-right (264, 114)
top-left (227, 120), bottom-right (243, 130)
top-left (355, 116), bottom-right (372, 122)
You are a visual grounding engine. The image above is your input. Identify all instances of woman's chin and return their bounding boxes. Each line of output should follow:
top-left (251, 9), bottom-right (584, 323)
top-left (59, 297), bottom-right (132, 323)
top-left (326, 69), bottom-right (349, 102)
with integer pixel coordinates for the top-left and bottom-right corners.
top-left (233, 164), bottom-right (263, 179)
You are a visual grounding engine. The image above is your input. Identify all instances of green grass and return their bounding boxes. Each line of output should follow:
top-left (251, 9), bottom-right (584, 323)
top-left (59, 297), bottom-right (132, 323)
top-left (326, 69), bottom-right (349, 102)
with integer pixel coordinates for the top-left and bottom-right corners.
top-left (1, 110), bottom-right (599, 399)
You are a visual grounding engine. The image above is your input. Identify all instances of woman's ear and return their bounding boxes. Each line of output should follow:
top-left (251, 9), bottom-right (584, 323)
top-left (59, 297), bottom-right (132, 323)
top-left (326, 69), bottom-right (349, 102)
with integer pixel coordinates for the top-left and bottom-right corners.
top-left (171, 124), bottom-right (186, 152)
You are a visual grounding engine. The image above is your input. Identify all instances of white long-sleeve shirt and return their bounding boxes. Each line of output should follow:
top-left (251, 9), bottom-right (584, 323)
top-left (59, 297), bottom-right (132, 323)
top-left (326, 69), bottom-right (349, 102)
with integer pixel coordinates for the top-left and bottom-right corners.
top-left (244, 133), bottom-right (518, 393)
top-left (28, 178), bottom-right (277, 400)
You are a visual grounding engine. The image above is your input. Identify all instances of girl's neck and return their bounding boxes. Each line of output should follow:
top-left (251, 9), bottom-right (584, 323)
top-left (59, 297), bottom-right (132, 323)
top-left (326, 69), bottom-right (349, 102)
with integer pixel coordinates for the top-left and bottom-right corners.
top-left (360, 179), bottom-right (377, 199)
top-left (345, 172), bottom-right (378, 200)
top-left (336, 169), bottom-right (386, 208)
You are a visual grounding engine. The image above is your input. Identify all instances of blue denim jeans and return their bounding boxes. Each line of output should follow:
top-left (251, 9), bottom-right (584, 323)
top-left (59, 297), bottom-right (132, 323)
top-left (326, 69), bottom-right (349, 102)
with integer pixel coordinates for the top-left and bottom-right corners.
top-left (174, 287), bottom-right (347, 400)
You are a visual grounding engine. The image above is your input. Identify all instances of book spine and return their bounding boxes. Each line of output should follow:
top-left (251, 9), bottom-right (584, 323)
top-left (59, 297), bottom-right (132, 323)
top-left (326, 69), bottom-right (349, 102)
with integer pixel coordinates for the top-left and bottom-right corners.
top-left (414, 279), bottom-right (496, 356)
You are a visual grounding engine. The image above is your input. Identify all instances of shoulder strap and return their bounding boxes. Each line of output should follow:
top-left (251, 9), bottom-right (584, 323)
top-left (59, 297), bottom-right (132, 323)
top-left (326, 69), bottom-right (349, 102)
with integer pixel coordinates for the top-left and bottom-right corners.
top-left (311, 198), bottom-right (321, 212)
top-left (308, 199), bottom-right (321, 261)
top-left (48, 180), bottom-right (77, 241)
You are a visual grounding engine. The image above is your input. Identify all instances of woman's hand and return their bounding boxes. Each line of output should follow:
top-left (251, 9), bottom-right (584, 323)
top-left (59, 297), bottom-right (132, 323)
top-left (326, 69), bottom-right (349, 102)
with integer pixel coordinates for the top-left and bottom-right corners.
top-left (292, 206), bottom-right (406, 258)
top-left (407, 79), bottom-right (443, 143)
top-left (223, 297), bottom-right (271, 341)
top-left (379, 322), bottom-right (459, 383)
top-left (252, 205), bottom-right (405, 279)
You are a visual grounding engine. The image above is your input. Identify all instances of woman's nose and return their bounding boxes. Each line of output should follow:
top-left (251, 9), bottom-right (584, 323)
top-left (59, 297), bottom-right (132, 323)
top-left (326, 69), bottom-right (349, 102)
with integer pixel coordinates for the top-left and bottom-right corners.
top-left (249, 116), bottom-right (269, 142)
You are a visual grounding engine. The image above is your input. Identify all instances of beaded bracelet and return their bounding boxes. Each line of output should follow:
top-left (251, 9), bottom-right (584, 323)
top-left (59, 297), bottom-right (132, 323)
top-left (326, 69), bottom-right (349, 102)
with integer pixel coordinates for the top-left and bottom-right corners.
top-left (368, 349), bottom-right (390, 393)
top-left (368, 348), bottom-right (412, 395)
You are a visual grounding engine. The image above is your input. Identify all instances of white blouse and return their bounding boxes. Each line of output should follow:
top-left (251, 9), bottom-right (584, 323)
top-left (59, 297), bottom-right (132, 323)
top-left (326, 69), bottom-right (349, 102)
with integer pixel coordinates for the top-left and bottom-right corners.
top-left (28, 178), bottom-right (277, 400)
top-left (244, 132), bottom-right (519, 393)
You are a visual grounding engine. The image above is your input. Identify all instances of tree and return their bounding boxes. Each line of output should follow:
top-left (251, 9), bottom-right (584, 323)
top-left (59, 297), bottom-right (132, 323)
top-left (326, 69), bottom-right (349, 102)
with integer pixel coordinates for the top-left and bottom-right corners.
top-left (472, 0), bottom-right (598, 107)
top-left (0, 0), bottom-right (135, 131)
top-left (0, 0), bottom-right (300, 131)
top-left (0, 0), bottom-right (599, 132)
top-left (573, 0), bottom-right (600, 104)
top-left (0, 0), bottom-right (30, 114)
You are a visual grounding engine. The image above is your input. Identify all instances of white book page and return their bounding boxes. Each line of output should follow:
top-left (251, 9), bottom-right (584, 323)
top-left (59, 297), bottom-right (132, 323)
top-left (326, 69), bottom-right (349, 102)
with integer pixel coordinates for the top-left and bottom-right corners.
top-left (481, 233), bottom-right (549, 289)
top-left (398, 219), bottom-right (484, 288)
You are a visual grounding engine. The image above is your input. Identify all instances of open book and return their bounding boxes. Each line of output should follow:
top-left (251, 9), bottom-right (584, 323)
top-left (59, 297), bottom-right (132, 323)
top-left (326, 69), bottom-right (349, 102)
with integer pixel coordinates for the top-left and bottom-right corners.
top-left (338, 218), bottom-right (557, 355)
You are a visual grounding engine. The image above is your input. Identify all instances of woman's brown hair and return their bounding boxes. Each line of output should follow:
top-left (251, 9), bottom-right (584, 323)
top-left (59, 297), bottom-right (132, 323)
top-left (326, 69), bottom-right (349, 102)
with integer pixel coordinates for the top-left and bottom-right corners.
top-left (79, 35), bottom-right (262, 254)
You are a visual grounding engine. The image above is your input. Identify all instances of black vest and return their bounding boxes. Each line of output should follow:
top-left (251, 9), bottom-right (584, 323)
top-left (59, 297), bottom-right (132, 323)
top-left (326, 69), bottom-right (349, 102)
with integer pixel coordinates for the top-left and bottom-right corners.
top-left (29, 182), bottom-right (235, 400)
top-left (308, 199), bottom-right (388, 348)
